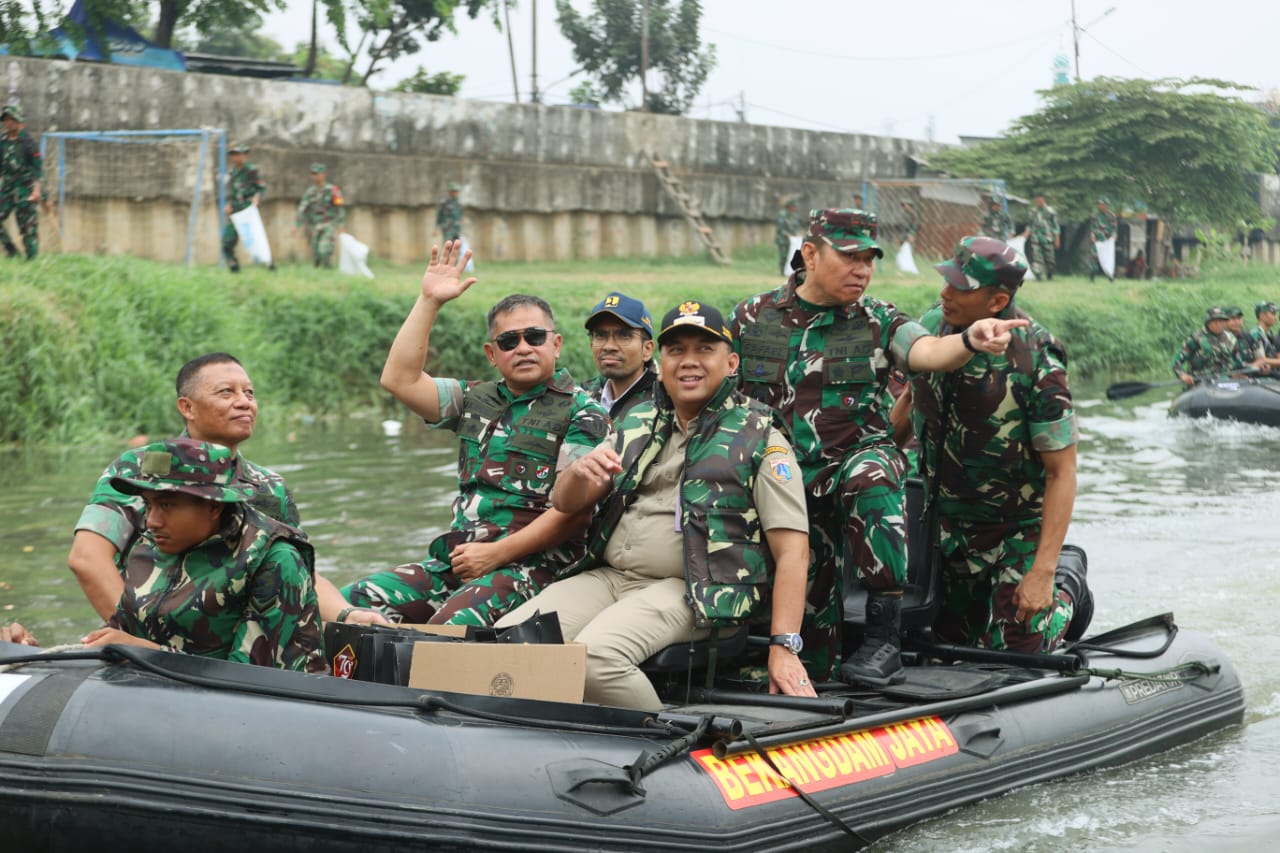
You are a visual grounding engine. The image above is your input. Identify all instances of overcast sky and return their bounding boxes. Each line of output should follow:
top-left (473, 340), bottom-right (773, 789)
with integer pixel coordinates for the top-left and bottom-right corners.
top-left (261, 0), bottom-right (1279, 144)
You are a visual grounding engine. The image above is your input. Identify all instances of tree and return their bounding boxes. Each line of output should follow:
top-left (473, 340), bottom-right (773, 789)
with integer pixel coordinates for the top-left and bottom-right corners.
top-left (151, 1), bottom-right (284, 50)
top-left (555, 0), bottom-right (715, 115)
top-left (319, 0), bottom-right (495, 87)
top-left (929, 77), bottom-right (1280, 228)
top-left (393, 66), bottom-right (465, 95)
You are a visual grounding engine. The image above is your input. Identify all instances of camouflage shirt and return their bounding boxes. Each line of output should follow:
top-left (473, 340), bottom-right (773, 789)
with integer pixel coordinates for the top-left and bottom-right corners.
top-left (109, 504), bottom-right (324, 673)
top-left (775, 207), bottom-right (803, 248)
top-left (0, 129), bottom-right (42, 195)
top-left (75, 448), bottom-right (302, 569)
top-left (1245, 326), bottom-right (1280, 360)
top-left (1090, 209), bottom-right (1117, 242)
top-left (427, 367), bottom-right (610, 566)
top-left (911, 302), bottom-right (1078, 524)
top-left (1171, 327), bottom-right (1242, 378)
top-left (981, 207), bottom-right (1013, 241)
top-left (1029, 204), bottom-right (1059, 244)
top-left (436, 196), bottom-right (463, 241)
top-left (731, 276), bottom-right (930, 497)
top-left (295, 181), bottom-right (345, 228)
top-left (228, 161), bottom-right (265, 213)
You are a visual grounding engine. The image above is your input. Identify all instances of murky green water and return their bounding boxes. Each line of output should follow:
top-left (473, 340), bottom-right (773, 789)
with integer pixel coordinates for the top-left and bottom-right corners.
top-left (2, 388), bottom-right (1276, 850)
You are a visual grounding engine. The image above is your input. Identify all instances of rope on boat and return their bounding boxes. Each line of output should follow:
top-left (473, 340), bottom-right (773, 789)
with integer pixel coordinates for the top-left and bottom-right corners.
top-left (1079, 660), bottom-right (1220, 684)
top-left (741, 727), bottom-right (871, 845)
top-left (0, 644), bottom-right (91, 673)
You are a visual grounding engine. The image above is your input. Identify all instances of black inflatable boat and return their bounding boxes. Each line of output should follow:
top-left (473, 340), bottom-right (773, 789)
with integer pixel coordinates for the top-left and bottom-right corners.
top-left (1170, 377), bottom-right (1280, 427)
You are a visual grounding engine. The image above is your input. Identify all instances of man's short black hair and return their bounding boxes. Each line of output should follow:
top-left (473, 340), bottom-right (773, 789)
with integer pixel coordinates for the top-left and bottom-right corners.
top-left (176, 352), bottom-right (244, 397)
top-left (487, 294), bottom-right (555, 334)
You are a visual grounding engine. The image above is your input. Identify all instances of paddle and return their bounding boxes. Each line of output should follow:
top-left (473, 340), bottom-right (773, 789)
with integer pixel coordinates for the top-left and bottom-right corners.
top-left (1106, 366), bottom-right (1264, 401)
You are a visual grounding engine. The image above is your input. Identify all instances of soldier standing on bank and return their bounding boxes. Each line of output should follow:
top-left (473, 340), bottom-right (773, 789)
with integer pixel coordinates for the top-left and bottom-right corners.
top-left (774, 197), bottom-right (803, 277)
top-left (293, 163), bottom-right (345, 267)
top-left (981, 195), bottom-right (1013, 241)
top-left (222, 142), bottom-right (266, 273)
top-left (437, 181), bottom-right (463, 244)
top-left (1088, 197), bottom-right (1118, 282)
top-left (0, 104), bottom-right (43, 260)
top-left (1028, 195), bottom-right (1060, 280)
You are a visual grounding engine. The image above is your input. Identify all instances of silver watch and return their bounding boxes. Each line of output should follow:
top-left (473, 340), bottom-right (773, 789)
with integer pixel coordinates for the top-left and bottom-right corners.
top-left (769, 632), bottom-right (803, 654)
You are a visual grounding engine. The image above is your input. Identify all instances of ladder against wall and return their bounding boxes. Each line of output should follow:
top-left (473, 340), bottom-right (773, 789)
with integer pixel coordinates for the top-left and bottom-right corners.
top-left (645, 152), bottom-right (730, 266)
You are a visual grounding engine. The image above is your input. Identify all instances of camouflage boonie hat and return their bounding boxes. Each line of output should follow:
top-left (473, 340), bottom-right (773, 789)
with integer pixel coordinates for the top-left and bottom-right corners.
top-left (1204, 306), bottom-right (1229, 322)
top-left (0, 104), bottom-right (23, 122)
top-left (1255, 301), bottom-right (1278, 316)
top-left (807, 208), bottom-right (883, 259)
top-left (1225, 306), bottom-right (1244, 319)
top-left (658, 300), bottom-right (733, 345)
top-left (228, 141), bottom-right (249, 154)
top-left (935, 236), bottom-right (1027, 292)
top-left (110, 439), bottom-right (253, 504)
top-left (310, 163), bottom-right (327, 173)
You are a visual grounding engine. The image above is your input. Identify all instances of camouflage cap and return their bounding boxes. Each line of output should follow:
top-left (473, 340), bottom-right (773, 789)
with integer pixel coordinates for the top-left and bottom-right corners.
top-left (1255, 301), bottom-right (1278, 316)
top-left (1225, 306), bottom-right (1245, 319)
top-left (110, 439), bottom-right (254, 504)
top-left (658, 300), bottom-right (733, 345)
top-left (228, 141), bottom-right (250, 154)
top-left (935, 236), bottom-right (1027, 292)
top-left (310, 163), bottom-right (327, 174)
top-left (807, 208), bottom-right (883, 259)
top-left (0, 103), bottom-right (23, 122)
top-left (1205, 306), bottom-right (1229, 322)
top-left (1097, 196), bottom-right (1110, 205)
top-left (447, 181), bottom-right (461, 191)
top-left (586, 291), bottom-right (653, 336)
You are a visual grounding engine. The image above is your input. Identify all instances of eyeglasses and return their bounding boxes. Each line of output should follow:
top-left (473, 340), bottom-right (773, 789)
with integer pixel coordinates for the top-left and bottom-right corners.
top-left (492, 327), bottom-right (552, 352)
top-left (588, 328), bottom-right (642, 345)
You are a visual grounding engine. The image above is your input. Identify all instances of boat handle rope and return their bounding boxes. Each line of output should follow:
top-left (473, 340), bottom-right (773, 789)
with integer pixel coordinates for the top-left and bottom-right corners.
top-left (740, 727), bottom-right (870, 844)
top-left (1077, 660), bottom-right (1220, 684)
top-left (621, 713), bottom-right (715, 795)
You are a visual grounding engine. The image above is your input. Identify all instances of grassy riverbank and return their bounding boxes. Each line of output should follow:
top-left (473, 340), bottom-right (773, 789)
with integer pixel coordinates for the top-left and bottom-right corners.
top-left (3, 247), bottom-right (1277, 446)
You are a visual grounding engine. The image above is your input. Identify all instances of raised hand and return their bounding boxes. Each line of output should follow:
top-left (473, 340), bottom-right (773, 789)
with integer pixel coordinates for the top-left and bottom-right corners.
top-left (420, 240), bottom-right (477, 305)
top-left (966, 317), bottom-right (1030, 355)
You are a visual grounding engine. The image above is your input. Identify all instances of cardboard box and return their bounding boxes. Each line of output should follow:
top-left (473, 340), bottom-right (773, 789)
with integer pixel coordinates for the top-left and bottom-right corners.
top-left (408, 641), bottom-right (586, 703)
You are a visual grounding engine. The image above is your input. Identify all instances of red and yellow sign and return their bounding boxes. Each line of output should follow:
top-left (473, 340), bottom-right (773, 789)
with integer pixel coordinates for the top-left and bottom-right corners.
top-left (691, 716), bottom-right (958, 809)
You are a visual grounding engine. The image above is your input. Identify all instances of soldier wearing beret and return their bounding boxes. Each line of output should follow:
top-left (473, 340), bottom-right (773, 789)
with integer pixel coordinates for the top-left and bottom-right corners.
top-left (894, 236), bottom-right (1091, 654)
top-left (0, 103), bottom-right (43, 260)
top-left (80, 438), bottom-right (325, 673)
top-left (341, 241), bottom-right (610, 625)
top-left (293, 163), bottom-right (345, 267)
top-left (221, 141), bottom-right (266, 272)
top-left (731, 208), bottom-right (1027, 687)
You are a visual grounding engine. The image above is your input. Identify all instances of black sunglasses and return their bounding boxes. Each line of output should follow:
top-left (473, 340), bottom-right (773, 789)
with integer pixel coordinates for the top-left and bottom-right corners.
top-left (492, 327), bottom-right (552, 352)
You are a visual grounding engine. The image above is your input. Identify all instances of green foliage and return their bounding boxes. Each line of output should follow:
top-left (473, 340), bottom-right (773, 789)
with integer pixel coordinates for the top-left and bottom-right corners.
top-left (393, 65), bottom-right (465, 95)
top-left (176, 16), bottom-right (288, 59)
top-left (320, 0), bottom-right (495, 86)
top-left (555, 0), bottom-right (716, 115)
top-left (151, 0), bottom-right (285, 49)
top-left (930, 77), bottom-right (1280, 227)
top-left (288, 41), bottom-right (349, 82)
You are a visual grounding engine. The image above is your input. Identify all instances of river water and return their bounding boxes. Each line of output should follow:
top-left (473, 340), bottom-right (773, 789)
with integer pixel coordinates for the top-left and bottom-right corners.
top-left (2, 391), bottom-right (1276, 851)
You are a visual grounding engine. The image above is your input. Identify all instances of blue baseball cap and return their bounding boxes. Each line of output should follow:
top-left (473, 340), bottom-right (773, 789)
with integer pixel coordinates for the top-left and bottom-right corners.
top-left (585, 292), bottom-right (654, 337)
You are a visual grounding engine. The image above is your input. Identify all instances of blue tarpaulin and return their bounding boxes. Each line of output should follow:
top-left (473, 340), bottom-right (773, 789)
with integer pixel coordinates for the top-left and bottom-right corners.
top-left (49, 0), bottom-right (186, 71)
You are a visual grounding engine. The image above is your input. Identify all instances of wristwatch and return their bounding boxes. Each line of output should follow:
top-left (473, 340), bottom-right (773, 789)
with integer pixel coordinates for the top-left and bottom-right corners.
top-left (769, 633), bottom-right (804, 654)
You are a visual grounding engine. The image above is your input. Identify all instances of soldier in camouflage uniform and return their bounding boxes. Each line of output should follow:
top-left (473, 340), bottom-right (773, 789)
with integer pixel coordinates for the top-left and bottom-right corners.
top-left (1028, 195), bottom-right (1060, 280)
top-left (293, 163), bottom-right (345, 267)
top-left (897, 237), bottom-right (1090, 653)
top-left (221, 141), bottom-right (265, 273)
top-left (1172, 306), bottom-right (1247, 385)
top-left (582, 291), bottom-right (658, 421)
top-left (1088, 197), bottom-right (1118, 282)
top-left (0, 104), bottom-right (43, 260)
top-left (980, 196), bottom-right (1013, 241)
top-left (78, 439), bottom-right (325, 673)
top-left (342, 241), bottom-right (610, 625)
top-left (1245, 301), bottom-right (1280, 372)
top-left (436, 181), bottom-right (463, 243)
top-left (731, 208), bottom-right (1028, 686)
top-left (497, 302), bottom-right (814, 710)
top-left (68, 352), bottom-right (383, 628)
top-left (1224, 306), bottom-right (1265, 372)
top-left (774, 197), bottom-right (803, 277)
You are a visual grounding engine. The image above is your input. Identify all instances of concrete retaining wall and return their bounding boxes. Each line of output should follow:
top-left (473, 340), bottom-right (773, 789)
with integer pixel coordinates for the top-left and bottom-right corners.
top-left (3, 56), bottom-right (934, 265)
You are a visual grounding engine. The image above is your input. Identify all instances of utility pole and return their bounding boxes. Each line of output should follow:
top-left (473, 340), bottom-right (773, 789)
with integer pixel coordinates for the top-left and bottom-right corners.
top-left (1071, 0), bottom-right (1081, 82)
top-left (640, 0), bottom-right (650, 111)
top-left (503, 0), bottom-right (520, 103)
top-left (531, 0), bottom-right (540, 104)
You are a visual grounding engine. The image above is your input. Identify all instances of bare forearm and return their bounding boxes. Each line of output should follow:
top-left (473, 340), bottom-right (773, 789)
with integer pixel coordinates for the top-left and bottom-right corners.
top-left (906, 334), bottom-right (972, 373)
top-left (380, 295), bottom-right (444, 419)
top-left (67, 532), bottom-right (125, 621)
top-left (766, 529), bottom-right (809, 635)
top-left (492, 507), bottom-right (592, 565)
top-left (1032, 452), bottom-right (1076, 574)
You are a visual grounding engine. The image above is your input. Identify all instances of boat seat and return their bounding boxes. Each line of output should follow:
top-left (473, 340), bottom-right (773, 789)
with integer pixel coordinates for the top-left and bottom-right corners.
top-left (843, 476), bottom-right (941, 633)
top-left (640, 624), bottom-right (751, 673)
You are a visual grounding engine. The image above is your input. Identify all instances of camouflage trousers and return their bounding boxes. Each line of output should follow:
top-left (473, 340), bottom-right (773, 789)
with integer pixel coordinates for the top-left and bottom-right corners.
top-left (341, 556), bottom-right (556, 626)
top-left (803, 443), bottom-right (910, 677)
top-left (0, 197), bottom-right (38, 259)
top-left (1028, 237), bottom-right (1055, 279)
top-left (308, 224), bottom-right (338, 267)
top-left (221, 220), bottom-right (241, 261)
top-left (931, 516), bottom-right (1072, 653)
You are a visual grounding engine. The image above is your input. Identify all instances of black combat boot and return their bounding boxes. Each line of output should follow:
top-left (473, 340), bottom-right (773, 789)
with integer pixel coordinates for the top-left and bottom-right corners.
top-left (840, 590), bottom-right (906, 687)
top-left (225, 254), bottom-right (240, 273)
top-left (1056, 545), bottom-right (1094, 643)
